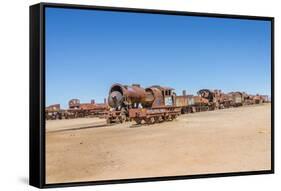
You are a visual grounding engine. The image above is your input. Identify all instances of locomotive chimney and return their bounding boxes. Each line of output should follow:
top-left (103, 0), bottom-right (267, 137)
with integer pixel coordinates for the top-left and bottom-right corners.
top-left (91, 99), bottom-right (95, 104)
top-left (104, 98), bottom-right (107, 104)
top-left (182, 90), bottom-right (186, 96)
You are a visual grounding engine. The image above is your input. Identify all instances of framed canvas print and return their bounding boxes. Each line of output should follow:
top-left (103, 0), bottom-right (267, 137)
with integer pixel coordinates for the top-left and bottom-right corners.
top-left (29, 2), bottom-right (274, 188)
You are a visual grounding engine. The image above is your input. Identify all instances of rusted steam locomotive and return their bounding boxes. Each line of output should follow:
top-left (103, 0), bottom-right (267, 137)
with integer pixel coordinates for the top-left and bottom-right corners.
top-left (197, 89), bottom-right (245, 109)
top-left (107, 84), bottom-right (181, 124)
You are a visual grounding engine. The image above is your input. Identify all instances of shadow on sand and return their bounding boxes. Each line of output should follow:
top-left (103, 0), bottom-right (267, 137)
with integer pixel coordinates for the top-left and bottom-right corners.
top-left (47, 123), bottom-right (113, 133)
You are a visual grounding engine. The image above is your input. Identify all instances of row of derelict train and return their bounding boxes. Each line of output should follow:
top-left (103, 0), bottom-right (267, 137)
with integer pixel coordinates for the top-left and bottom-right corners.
top-left (46, 83), bottom-right (270, 124)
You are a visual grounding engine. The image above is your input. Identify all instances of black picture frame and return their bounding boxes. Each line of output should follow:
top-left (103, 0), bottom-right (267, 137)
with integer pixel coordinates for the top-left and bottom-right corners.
top-left (30, 2), bottom-right (275, 189)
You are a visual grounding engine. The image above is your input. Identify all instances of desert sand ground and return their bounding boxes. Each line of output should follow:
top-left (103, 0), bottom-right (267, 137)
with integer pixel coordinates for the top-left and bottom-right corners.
top-left (46, 104), bottom-right (271, 184)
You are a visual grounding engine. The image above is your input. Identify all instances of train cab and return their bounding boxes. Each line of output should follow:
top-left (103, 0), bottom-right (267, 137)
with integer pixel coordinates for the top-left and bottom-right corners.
top-left (161, 87), bottom-right (175, 106)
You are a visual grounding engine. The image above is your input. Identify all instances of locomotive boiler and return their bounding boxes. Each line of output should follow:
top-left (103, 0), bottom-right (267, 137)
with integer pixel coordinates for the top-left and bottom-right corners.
top-left (108, 84), bottom-right (147, 109)
top-left (107, 84), bottom-right (146, 123)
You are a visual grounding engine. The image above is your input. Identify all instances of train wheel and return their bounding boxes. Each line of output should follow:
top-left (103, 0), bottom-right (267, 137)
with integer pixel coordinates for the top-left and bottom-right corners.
top-left (150, 117), bottom-right (155, 124)
top-left (118, 117), bottom-right (122, 123)
top-left (119, 114), bottom-right (126, 123)
top-left (106, 118), bottom-right (112, 124)
top-left (135, 118), bottom-right (142, 125)
top-left (155, 116), bottom-right (161, 123)
top-left (164, 115), bottom-right (170, 121)
top-left (145, 118), bottom-right (150, 124)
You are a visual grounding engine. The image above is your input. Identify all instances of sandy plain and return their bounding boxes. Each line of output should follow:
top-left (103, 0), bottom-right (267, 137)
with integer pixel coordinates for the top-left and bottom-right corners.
top-left (46, 104), bottom-right (271, 183)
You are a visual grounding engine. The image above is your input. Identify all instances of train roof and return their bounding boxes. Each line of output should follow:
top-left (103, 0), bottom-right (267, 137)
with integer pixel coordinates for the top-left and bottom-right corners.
top-left (149, 85), bottom-right (174, 90)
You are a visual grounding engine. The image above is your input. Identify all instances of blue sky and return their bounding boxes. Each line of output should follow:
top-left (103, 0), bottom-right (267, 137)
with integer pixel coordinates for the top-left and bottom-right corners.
top-left (45, 7), bottom-right (271, 108)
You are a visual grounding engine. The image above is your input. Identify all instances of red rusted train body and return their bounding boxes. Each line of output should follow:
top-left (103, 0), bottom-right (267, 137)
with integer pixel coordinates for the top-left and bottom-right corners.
top-left (107, 84), bottom-right (181, 124)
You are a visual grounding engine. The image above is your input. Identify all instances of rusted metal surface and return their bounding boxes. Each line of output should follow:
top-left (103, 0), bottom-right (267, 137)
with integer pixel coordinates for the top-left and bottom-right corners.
top-left (79, 103), bottom-right (108, 110)
top-left (46, 98), bottom-right (109, 120)
top-left (106, 83), bottom-right (148, 123)
top-left (175, 95), bottom-right (193, 114)
top-left (67, 100), bottom-right (109, 119)
top-left (69, 99), bottom-right (80, 109)
top-left (253, 94), bottom-right (263, 104)
top-left (108, 83), bottom-right (147, 109)
top-left (175, 96), bottom-right (188, 107)
top-left (107, 84), bottom-right (181, 124)
top-left (193, 96), bottom-right (209, 105)
top-left (197, 89), bottom-right (240, 110)
top-left (145, 86), bottom-right (166, 108)
top-left (46, 104), bottom-right (61, 112)
top-left (243, 93), bottom-right (254, 105)
top-left (129, 107), bottom-right (181, 124)
top-left (127, 85), bottom-right (181, 124)
top-left (197, 89), bottom-right (215, 101)
top-left (228, 92), bottom-right (244, 107)
top-left (197, 89), bottom-right (217, 110)
top-left (46, 85), bottom-right (269, 122)
top-left (261, 95), bottom-right (269, 102)
top-left (45, 104), bottom-right (62, 120)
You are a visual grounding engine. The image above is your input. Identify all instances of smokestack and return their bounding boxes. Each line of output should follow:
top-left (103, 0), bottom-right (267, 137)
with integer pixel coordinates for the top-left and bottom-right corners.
top-left (104, 98), bottom-right (107, 104)
top-left (91, 99), bottom-right (95, 104)
top-left (182, 90), bottom-right (186, 96)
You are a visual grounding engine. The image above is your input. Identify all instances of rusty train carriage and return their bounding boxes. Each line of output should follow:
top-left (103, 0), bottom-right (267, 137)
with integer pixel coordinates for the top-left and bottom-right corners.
top-left (227, 92), bottom-right (244, 107)
top-left (67, 99), bottom-right (108, 119)
top-left (253, 95), bottom-right (264, 104)
top-left (175, 93), bottom-right (209, 114)
top-left (45, 99), bottom-right (109, 120)
top-left (45, 104), bottom-right (65, 120)
top-left (261, 95), bottom-right (270, 103)
top-left (242, 93), bottom-right (267, 105)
